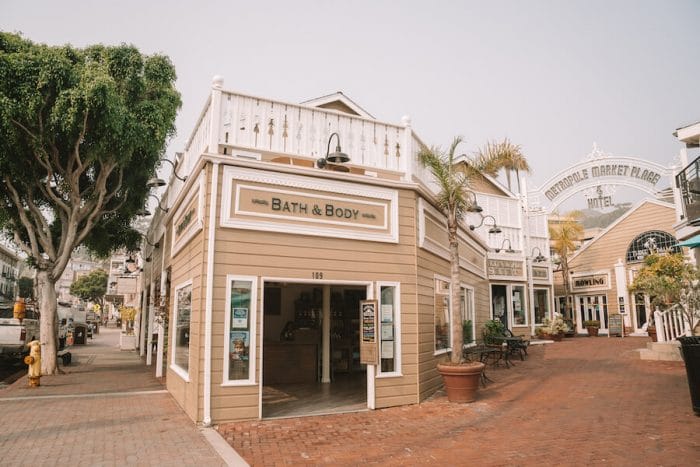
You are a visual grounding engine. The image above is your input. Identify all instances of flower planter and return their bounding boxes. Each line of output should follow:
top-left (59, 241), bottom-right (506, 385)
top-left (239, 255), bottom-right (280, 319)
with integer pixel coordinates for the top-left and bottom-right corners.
top-left (586, 327), bottom-right (599, 337)
top-left (120, 333), bottom-right (137, 351)
top-left (648, 327), bottom-right (658, 342)
top-left (437, 362), bottom-right (485, 403)
top-left (678, 336), bottom-right (700, 416)
top-left (551, 332), bottom-right (564, 342)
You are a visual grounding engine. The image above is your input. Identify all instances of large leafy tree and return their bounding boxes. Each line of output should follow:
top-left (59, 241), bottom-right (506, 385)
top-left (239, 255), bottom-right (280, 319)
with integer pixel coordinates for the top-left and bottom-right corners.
top-left (420, 136), bottom-right (512, 364)
top-left (629, 253), bottom-right (700, 335)
top-left (69, 269), bottom-right (108, 311)
top-left (549, 211), bottom-right (584, 322)
top-left (0, 33), bottom-right (181, 374)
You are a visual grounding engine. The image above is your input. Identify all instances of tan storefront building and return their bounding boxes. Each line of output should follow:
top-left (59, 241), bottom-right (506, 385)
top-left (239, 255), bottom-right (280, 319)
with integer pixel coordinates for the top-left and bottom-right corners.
top-left (140, 79), bottom-right (551, 423)
top-left (553, 199), bottom-right (681, 334)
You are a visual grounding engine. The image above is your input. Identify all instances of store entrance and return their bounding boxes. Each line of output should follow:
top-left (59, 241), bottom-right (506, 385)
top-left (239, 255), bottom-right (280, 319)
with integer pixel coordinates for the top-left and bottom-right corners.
top-left (261, 282), bottom-right (368, 418)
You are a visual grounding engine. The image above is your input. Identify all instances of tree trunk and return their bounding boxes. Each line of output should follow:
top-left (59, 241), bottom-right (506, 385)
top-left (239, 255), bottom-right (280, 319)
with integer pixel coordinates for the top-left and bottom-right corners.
top-left (37, 270), bottom-right (58, 375)
top-left (449, 223), bottom-right (463, 364)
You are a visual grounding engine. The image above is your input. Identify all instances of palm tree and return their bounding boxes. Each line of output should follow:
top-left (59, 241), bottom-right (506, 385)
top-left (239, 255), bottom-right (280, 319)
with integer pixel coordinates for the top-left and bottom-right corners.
top-left (475, 138), bottom-right (531, 193)
top-left (549, 211), bottom-right (584, 323)
top-left (419, 136), bottom-right (512, 364)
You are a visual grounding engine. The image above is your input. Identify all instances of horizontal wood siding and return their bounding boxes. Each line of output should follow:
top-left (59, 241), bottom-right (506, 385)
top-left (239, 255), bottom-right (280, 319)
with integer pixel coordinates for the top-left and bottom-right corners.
top-left (557, 201), bottom-right (677, 316)
top-left (416, 224), bottom-right (490, 401)
top-left (165, 166), bottom-right (208, 422)
top-left (208, 168), bottom-right (419, 422)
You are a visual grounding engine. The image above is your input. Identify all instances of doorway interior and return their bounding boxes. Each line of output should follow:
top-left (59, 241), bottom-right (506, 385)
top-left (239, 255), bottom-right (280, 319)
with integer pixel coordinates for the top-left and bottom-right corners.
top-left (576, 295), bottom-right (609, 333)
top-left (261, 281), bottom-right (368, 418)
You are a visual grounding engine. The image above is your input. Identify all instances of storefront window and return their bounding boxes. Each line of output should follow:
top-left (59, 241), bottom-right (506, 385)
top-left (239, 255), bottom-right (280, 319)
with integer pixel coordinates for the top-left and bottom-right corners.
top-left (491, 284), bottom-right (507, 328)
top-left (379, 283), bottom-right (400, 375)
top-left (225, 275), bottom-right (257, 384)
top-left (434, 277), bottom-right (451, 353)
top-left (172, 281), bottom-right (192, 378)
top-left (461, 286), bottom-right (475, 345)
top-left (534, 289), bottom-right (550, 325)
top-left (512, 286), bottom-right (527, 326)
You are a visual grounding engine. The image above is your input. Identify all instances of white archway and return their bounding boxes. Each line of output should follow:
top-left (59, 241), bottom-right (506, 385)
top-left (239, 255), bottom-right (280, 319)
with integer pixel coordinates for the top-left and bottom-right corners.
top-left (530, 147), bottom-right (673, 213)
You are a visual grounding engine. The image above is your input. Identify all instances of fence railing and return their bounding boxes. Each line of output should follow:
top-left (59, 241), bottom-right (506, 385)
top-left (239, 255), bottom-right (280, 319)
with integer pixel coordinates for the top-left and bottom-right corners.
top-left (655, 307), bottom-right (691, 342)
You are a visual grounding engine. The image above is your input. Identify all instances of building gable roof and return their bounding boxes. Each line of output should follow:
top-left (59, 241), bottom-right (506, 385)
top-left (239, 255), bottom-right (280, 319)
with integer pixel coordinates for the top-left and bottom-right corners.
top-left (300, 92), bottom-right (375, 119)
top-left (568, 198), bottom-right (676, 263)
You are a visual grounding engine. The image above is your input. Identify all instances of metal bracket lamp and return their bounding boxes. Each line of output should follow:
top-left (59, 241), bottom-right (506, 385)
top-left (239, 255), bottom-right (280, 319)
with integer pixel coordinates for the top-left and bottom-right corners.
top-left (469, 214), bottom-right (501, 234)
top-left (136, 194), bottom-right (169, 217)
top-left (316, 132), bottom-right (350, 172)
top-left (146, 158), bottom-right (188, 188)
top-left (531, 247), bottom-right (547, 263)
top-left (495, 238), bottom-right (515, 253)
top-left (465, 191), bottom-right (483, 213)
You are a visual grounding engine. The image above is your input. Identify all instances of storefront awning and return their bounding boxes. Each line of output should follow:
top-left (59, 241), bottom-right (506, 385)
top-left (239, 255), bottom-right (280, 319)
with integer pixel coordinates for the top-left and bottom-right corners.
top-left (678, 234), bottom-right (700, 248)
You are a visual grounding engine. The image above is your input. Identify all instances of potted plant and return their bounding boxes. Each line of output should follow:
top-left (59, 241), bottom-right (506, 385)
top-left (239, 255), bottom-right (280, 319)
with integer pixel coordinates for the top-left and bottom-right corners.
top-left (548, 312), bottom-right (569, 341)
top-left (420, 137), bottom-right (517, 402)
top-left (583, 319), bottom-right (600, 337)
top-left (463, 320), bottom-right (473, 345)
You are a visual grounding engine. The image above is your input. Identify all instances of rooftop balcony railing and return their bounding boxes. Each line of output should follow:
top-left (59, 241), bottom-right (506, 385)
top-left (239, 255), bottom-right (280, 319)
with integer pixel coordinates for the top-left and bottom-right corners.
top-left (180, 80), bottom-right (430, 186)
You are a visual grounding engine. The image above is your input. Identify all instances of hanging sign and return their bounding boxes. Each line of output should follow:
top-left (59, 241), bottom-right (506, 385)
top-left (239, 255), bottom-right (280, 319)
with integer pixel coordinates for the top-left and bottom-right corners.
top-left (360, 300), bottom-right (379, 365)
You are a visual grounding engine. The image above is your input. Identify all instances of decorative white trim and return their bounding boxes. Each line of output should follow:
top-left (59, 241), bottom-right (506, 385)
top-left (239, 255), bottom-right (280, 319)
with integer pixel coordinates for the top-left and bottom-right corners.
top-left (433, 274), bottom-right (454, 355)
top-left (222, 274), bottom-right (258, 386)
top-left (460, 282), bottom-right (476, 345)
top-left (203, 162), bottom-right (219, 427)
top-left (220, 166), bottom-right (399, 243)
top-left (171, 170), bottom-right (206, 257)
top-left (418, 198), bottom-right (488, 279)
top-left (489, 283), bottom-right (530, 328)
top-left (170, 279), bottom-right (193, 382)
top-left (376, 282), bottom-right (402, 378)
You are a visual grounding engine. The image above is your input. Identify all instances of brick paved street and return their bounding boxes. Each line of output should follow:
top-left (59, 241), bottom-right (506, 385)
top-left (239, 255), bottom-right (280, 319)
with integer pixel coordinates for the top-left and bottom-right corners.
top-left (218, 337), bottom-right (700, 466)
top-left (0, 325), bottom-right (232, 466)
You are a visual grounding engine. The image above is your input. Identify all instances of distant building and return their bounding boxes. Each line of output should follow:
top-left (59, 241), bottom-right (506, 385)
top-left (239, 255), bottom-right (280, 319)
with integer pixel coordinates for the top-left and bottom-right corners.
top-left (0, 244), bottom-right (20, 300)
top-left (672, 120), bottom-right (700, 263)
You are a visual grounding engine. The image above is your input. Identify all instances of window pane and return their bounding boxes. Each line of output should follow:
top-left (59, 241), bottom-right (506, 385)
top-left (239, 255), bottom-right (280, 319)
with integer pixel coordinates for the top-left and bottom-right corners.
top-left (174, 284), bottom-right (192, 372)
top-left (461, 288), bottom-right (475, 344)
top-left (380, 285), bottom-right (396, 372)
top-left (534, 289), bottom-right (549, 324)
top-left (512, 285), bottom-right (527, 325)
top-left (434, 278), bottom-right (450, 352)
top-left (492, 284), bottom-right (507, 328)
top-left (229, 280), bottom-right (252, 381)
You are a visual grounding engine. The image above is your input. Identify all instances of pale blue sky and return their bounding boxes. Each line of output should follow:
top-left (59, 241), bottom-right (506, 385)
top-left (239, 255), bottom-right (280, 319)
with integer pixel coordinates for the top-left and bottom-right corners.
top-left (3, 0), bottom-right (699, 206)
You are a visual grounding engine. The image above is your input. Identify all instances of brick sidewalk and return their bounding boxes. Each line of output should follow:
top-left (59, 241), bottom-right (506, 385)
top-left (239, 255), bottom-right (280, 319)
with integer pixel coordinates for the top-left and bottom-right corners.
top-left (0, 326), bottom-right (232, 466)
top-left (218, 337), bottom-right (700, 466)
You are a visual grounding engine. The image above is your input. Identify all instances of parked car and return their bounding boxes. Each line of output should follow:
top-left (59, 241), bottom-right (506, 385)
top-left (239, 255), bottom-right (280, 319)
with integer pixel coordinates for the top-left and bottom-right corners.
top-left (0, 301), bottom-right (40, 359)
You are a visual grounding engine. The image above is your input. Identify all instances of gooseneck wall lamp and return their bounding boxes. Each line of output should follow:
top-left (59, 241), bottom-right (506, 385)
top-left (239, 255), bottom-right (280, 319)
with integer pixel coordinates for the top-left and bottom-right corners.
top-left (531, 247), bottom-right (547, 263)
top-left (136, 195), bottom-right (169, 217)
top-left (469, 214), bottom-right (501, 234)
top-left (316, 132), bottom-right (350, 172)
top-left (495, 238), bottom-right (515, 253)
top-left (465, 191), bottom-right (483, 213)
top-left (147, 158), bottom-right (188, 188)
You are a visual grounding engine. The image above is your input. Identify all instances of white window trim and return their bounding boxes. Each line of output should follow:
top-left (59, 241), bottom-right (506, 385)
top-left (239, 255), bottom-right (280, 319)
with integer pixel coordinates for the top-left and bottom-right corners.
top-left (490, 283), bottom-right (530, 328)
top-left (376, 281), bottom-right (402, 378)
top-left (511, 284), bottom-right (529, 328)
top-left (433, 274), bottom-right (453, 356)
top-left (170, 279), bottom-right (193, 382)
top-left (460, 283), bottom-right (476, 348)
top-left (533, 287), bottom-right (551, 325)
top-left (222, 274), bottom-right (258, 386)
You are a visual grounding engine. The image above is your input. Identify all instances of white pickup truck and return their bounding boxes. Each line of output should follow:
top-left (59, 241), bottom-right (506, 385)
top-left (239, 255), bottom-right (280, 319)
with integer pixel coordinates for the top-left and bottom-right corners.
top-left (0, 302), bottom-right (40, 359)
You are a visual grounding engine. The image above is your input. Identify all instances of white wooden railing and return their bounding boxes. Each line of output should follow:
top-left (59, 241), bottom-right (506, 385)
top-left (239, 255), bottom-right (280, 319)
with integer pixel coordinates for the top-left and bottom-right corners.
top-left (177, 78), bottom-right (442, 186)
top-left (655, 307), bottom-right (692, 342)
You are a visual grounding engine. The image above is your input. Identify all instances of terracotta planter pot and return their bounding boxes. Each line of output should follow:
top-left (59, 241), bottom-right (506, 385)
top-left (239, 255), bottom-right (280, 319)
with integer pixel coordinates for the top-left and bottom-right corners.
top-left (586, 327), bottom-right (599, 337)
top-left (437, 362), bottom-right (485, 403)
top-left (648, 327), bottom-right (657, 342)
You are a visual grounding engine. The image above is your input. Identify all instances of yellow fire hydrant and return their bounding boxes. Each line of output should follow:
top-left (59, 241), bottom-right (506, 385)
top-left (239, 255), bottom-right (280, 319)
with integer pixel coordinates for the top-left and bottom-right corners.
top-left (24, 340), bottom-right (41, 387)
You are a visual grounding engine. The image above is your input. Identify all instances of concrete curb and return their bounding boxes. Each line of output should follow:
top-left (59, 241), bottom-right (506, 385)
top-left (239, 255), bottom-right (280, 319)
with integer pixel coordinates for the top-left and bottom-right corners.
top-left (200, 427), bottom-right (250, 466)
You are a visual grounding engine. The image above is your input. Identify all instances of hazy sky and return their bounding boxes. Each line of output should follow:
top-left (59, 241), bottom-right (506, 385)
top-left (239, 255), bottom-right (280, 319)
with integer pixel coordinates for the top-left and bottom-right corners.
top-left (3, 0), bottom-right (699, 206)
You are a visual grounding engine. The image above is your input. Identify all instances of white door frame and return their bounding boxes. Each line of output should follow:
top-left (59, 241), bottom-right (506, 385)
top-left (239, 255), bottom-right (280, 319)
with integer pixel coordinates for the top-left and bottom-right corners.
top-left (575, 294), bottom-right (609, 334)
top-left (258, 277), bottom-right (374, 419)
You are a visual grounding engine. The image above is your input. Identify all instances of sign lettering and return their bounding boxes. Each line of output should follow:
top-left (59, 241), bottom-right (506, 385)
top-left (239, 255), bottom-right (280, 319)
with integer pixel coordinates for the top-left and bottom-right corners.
top-left (571, 274), bottom-right (609, 290)
top-left (487, 259), bottom-right (524, 277)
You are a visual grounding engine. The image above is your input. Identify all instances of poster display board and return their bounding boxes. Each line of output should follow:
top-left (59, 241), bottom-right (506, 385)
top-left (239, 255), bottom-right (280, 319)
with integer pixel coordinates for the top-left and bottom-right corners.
top-left (608, 314), bottom-right (624, 337)
top-left (360, 300), bottom-right (379, 365)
